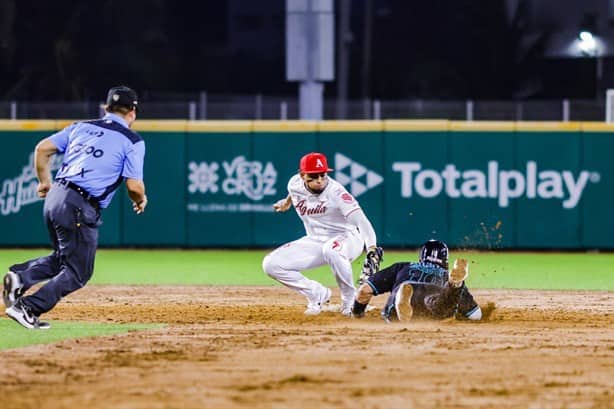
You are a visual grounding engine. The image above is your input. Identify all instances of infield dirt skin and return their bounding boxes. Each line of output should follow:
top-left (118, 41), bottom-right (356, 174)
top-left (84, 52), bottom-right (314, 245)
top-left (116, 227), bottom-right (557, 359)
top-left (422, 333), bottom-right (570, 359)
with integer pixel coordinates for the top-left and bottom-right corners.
top-left (0, 286), bottom-right (612, 409)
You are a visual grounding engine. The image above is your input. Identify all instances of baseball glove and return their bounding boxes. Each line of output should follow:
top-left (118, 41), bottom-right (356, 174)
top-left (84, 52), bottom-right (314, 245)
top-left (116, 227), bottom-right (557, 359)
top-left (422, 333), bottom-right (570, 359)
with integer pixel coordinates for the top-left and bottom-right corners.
top-left (358, 246), bottom-right (384, 285)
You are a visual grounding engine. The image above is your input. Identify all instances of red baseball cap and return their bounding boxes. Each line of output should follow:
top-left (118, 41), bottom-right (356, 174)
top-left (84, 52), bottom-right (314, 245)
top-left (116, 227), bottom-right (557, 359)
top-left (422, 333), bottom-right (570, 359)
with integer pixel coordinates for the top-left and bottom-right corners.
top-left (299, 152), bottom-right (334, 174)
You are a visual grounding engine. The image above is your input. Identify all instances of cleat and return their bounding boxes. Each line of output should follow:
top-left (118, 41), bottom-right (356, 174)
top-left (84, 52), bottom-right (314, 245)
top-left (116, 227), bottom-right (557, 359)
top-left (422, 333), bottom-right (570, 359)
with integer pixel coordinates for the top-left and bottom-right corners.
top-left (341, 300), bottom-right (353, 317)
top-left (305, 287), bottom-right (331, 315)
top-left (340, 292), bottom-right (355, 317)
top-left (6, 300), bottom-right (50, 330)
top-left (3, 271), bottom-right (23, 308)
top-left (394, 282), bottom-right (413, 322)
top-left (449, 258), bottom-right (469, 288)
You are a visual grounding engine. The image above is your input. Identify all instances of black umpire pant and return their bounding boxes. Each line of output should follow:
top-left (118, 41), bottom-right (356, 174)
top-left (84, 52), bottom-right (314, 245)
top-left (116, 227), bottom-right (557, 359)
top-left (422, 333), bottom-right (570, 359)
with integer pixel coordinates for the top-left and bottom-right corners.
top-left (10, 183), bottom-right (100, 316)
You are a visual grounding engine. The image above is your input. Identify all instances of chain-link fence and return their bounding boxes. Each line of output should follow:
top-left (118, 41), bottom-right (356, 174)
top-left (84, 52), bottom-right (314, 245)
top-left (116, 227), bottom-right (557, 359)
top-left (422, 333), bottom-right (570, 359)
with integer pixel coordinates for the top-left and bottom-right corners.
top-left (0, 95), bottom-right (606, 121)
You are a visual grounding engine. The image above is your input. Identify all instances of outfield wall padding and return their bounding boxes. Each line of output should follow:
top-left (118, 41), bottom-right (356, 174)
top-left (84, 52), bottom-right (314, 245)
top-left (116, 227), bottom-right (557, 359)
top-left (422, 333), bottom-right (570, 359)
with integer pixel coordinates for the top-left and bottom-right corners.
top-left (0, 120), bottom-right (611, 249)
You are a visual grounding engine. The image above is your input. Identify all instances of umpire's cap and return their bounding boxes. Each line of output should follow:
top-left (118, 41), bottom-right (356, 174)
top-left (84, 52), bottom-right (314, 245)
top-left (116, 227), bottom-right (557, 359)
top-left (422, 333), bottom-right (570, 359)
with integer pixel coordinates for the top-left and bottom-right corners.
top-left (299, 152), bottom-right (334, 174)
top-left (105, 86), bottom-right (138, 111)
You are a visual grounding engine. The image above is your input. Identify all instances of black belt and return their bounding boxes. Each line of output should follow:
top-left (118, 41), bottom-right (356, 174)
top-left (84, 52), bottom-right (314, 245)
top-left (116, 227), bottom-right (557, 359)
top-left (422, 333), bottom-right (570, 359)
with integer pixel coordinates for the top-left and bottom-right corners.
top-left (56, 179), bottom-right (100, 210)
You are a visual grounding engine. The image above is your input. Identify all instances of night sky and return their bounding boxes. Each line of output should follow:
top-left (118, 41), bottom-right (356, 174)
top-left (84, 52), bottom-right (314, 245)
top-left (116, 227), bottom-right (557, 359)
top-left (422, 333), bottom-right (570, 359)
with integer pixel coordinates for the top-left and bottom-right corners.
top-left (0, 0), bottom-right (607, 101)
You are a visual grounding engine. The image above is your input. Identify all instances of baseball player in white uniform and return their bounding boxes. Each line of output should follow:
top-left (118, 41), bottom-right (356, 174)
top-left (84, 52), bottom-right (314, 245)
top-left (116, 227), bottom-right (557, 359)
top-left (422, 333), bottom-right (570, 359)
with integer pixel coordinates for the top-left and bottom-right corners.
top-left (262, 152), bottom-right (382, 316)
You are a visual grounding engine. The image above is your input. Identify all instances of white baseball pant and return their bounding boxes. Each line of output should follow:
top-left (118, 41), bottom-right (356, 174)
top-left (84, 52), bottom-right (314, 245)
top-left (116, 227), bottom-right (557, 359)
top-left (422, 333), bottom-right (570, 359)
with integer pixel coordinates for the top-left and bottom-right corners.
top-left (262, 232), bottom-right (364, 304)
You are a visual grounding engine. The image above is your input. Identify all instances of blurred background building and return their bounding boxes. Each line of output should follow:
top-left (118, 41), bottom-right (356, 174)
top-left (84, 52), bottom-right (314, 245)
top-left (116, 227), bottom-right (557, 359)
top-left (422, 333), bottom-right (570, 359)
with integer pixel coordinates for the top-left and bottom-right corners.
top-left (1, 0), bottom-right (614, 120)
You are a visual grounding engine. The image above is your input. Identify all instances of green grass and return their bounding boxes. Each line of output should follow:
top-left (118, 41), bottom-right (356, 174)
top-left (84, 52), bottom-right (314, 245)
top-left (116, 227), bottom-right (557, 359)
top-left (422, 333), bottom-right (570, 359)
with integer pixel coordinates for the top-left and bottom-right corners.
top-left (0, 249), bottom-right (610, 350)
top-left (456, 251), bottom-right (613, 290)
top-left (0, 248), bottom-right (612, 290)
top-left (0, 319), bottom-right (162, 350)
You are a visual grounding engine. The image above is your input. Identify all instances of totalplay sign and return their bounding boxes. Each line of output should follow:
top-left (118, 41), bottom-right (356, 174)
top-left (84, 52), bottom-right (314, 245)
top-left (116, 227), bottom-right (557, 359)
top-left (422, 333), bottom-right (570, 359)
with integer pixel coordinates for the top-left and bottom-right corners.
top-left (392, 161), bottom-right (601, 209)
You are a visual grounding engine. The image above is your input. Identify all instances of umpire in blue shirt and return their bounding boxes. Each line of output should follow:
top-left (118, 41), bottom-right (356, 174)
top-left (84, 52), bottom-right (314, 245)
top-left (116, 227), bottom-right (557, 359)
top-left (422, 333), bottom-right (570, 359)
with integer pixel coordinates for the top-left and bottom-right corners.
top-left (3, 85), bottom-right (148, 329)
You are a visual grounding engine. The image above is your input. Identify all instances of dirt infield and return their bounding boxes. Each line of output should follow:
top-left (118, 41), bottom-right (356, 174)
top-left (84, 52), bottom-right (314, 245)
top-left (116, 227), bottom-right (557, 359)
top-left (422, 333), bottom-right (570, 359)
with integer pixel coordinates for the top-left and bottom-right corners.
top-left (1, 286), bottom-right (612, 409)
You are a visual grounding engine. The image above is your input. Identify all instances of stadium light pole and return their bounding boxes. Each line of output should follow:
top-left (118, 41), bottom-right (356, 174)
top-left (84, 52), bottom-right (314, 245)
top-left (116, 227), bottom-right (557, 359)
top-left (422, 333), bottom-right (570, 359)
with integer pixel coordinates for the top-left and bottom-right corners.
top-left (286, 0), bottom-right (335, 120)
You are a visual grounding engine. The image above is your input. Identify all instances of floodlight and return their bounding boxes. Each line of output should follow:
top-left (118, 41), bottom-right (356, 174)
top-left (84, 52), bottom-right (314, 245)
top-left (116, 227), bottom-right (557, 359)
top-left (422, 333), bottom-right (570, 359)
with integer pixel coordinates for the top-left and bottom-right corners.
top-left (579, 31), bottom-right (593, 41)
top-left (578, 31), bottom-right (597, 55)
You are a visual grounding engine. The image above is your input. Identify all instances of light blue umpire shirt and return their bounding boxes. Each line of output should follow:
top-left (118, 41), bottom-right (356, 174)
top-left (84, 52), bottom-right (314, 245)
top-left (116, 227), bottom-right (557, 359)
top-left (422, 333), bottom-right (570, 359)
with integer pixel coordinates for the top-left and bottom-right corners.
top-left (48, 112), bottom-right (145, 208)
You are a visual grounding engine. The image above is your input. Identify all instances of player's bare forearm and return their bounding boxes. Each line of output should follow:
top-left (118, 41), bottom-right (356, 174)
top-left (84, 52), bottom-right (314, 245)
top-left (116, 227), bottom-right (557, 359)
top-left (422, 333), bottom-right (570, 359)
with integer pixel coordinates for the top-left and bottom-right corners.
top-left (352, 283), bottom-right (375, 318)
top-left (355, 283), bottom-right (374, 304)
top-left (126, 178), bottom-right (147, 214)
top-left (34, 138), bottom-right (58, 197)
top-left (273, 195), bottom-right (292, 212)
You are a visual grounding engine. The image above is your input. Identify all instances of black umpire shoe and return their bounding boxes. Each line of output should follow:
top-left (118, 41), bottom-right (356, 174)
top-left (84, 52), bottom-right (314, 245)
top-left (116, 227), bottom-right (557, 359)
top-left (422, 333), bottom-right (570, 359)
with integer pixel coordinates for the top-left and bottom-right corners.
top-left (5, 299), bottom-right (50, 330)
top-left (3, 270), bottom-right (23, 308)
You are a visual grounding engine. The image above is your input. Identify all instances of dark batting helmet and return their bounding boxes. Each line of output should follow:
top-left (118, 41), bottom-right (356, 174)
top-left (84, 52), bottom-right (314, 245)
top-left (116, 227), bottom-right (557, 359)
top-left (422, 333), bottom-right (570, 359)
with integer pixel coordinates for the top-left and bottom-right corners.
top-left (419, 239), bottom-right (449, 269)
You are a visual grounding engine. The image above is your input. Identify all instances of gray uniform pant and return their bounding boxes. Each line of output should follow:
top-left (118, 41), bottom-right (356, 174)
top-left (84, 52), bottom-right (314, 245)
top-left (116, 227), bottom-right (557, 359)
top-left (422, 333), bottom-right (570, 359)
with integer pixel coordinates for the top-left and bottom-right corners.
top-left (10, 183), bottom-right (100, 316)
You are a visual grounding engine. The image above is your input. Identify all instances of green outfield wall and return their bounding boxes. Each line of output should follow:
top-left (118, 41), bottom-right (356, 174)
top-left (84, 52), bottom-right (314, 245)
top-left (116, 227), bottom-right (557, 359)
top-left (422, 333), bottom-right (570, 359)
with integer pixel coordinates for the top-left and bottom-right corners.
top-left (0, 120), bottom-right (611, 249)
